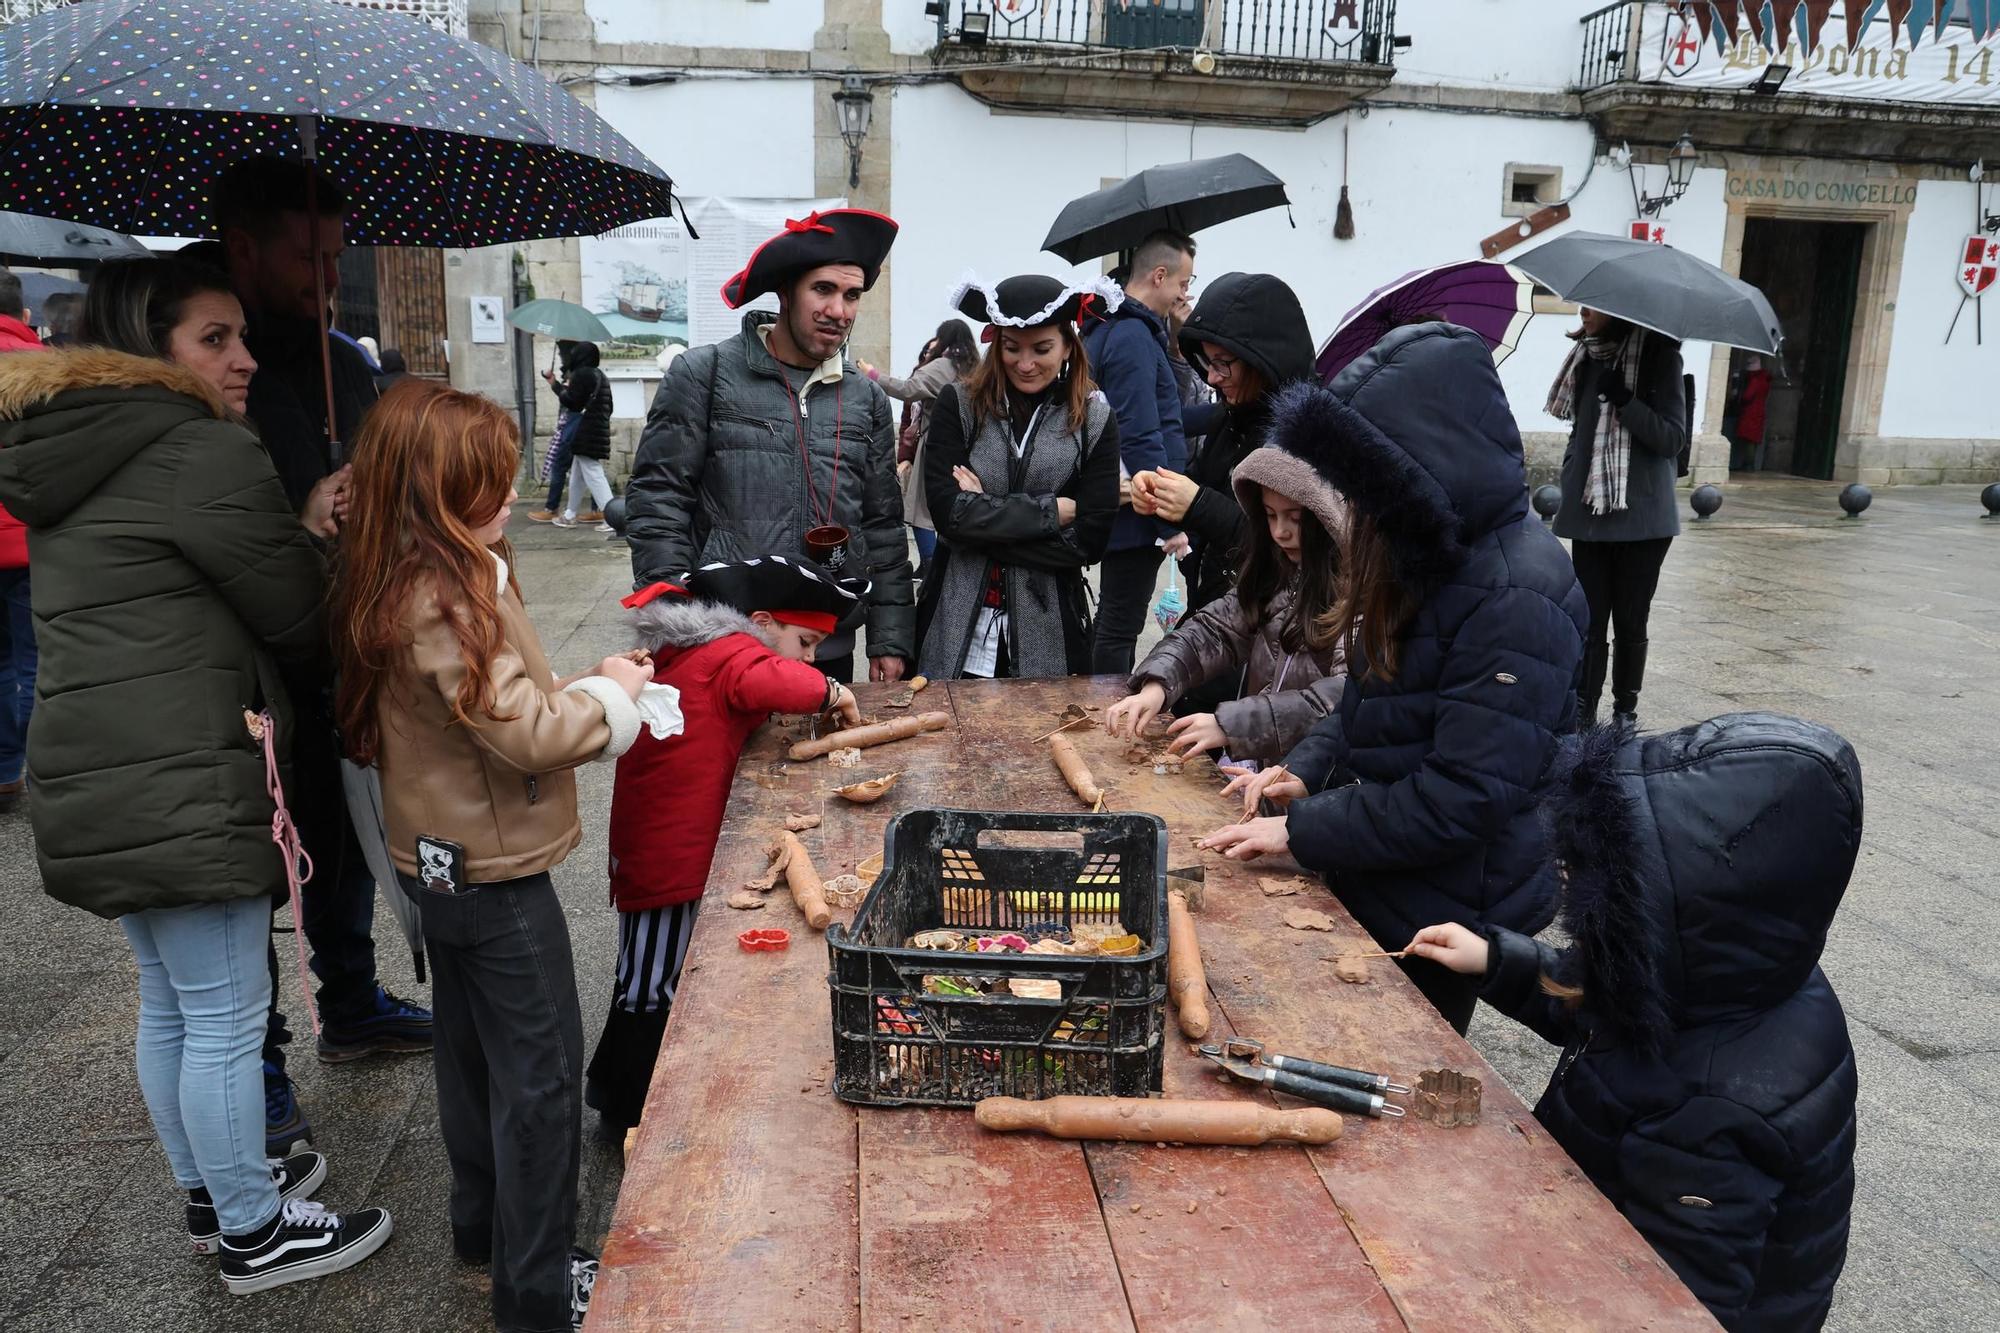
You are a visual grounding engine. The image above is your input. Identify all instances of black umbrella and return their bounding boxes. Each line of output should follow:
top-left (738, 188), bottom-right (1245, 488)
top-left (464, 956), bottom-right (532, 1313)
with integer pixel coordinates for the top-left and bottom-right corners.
top-left (1513, 231), bottom-right (1783, 355)
top-left (1043, 153), bottom-right (1290, 264)
top-left (0, 0), bottom-right (675, 246)
top-left (0, 209), bottom-right (147, 266)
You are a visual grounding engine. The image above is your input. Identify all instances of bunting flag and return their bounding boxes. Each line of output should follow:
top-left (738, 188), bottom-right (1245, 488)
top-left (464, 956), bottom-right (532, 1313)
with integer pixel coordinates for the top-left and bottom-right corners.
top-left (1972, 0), bottom-right (1997, 42)
top-left (1932, 0), bottom-right (1959, 41)
top-left (1712, 0), bottom-right (1743, 51)
top-left (1691, 0), bottom-right (1988, 54)
top-left (1746, 1), bottom-right (1770, 43)
top-left (1686, 0), bottom-right (1715, 44)
top-left (1887, 0), bottom-right (1916, 44)
top-left (1803, 0), bottom-right (1835, 49)
top-left (1771, 0), bottom-right (1803, 50)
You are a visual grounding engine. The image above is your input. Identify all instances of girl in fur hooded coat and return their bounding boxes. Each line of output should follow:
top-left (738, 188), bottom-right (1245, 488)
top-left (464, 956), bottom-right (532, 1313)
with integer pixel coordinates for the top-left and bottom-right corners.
top-left (1408, 714), bottom-right (1861, 1333)
top-left (587, 557), bottom-right (868, 1130)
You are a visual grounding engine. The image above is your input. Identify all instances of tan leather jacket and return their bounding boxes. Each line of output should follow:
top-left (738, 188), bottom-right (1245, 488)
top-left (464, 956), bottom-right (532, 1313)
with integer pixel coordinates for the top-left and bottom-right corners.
top-left (378, 560), bottom-right (640, 884)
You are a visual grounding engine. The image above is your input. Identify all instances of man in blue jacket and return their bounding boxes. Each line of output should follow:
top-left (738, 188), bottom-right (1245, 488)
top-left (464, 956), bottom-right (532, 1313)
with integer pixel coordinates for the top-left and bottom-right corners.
top-left (1082, 231), bottom-right (1194, 675)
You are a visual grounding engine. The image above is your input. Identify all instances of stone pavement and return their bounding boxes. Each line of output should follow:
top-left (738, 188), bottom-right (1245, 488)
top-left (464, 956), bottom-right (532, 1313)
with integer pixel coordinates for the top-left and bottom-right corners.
top-left (0, 479), bottom-right (1995, 1331)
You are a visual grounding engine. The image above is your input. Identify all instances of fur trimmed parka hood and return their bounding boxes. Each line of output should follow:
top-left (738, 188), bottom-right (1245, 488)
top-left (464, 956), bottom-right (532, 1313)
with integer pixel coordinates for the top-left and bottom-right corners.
top-left (1541, 713), bottom-right (1863, 1053)
top-left (631, 596), bottom-right (765, 654)
top-left (0, 347), bottom-right (233, 527)
top-left (1268, 322), bottom-right (1529, 597)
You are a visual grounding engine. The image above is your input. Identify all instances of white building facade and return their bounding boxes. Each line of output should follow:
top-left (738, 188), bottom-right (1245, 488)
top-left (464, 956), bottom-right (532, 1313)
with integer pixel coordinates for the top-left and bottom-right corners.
top-left (456, 0), bottom-right (1997, 488)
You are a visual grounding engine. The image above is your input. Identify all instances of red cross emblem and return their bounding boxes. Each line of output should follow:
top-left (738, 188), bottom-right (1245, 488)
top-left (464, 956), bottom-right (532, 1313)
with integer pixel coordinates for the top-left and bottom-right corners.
top-left (1664, 8), bottom-right (1703, 77)
top-left (1960, 234), bottom-right (1998, 297)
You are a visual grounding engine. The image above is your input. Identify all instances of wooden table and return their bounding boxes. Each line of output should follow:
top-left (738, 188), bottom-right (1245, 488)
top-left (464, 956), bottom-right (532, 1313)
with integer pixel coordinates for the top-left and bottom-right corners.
top-left (590, 678), bottom-right (1717, 1332)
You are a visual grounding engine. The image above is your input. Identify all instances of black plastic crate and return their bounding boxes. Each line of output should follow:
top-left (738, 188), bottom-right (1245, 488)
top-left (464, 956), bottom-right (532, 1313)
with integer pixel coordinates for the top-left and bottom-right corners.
top-left (828, 808), bottom-right (1169, 1108)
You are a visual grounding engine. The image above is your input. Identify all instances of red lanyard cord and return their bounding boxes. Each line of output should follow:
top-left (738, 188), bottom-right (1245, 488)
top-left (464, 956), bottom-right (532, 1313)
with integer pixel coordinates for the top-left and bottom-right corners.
top-left (779, 373), bottom-right (844, 529)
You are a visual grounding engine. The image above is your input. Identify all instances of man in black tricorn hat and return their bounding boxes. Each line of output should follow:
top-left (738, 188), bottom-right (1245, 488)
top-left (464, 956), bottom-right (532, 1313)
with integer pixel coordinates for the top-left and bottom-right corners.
top-left (626, 208), bottom-right (914, 682)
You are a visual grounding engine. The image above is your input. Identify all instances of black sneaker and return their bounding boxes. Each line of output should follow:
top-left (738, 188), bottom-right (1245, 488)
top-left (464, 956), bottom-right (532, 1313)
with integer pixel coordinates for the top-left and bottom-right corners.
top-left (219, 1198), bottom-right (393, 1295)
top-left (570, 1247), bottom-right (599, 1328)
top-left (188, 1152), bottom-right (328, 1255)
top-left (264, 1062), bottom-right (314, 1158)
top-left (315, 986), bottom-right (434, 1063)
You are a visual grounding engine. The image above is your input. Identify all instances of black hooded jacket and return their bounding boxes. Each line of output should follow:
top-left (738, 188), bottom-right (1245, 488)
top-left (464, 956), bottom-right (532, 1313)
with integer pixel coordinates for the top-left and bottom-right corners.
top-left (554, 341), bottom-right (613, 462)
top-left (1175, 273), bottom-right (1316, 612)
top-left (1274, 323), bottom-right (1589, 947)
top-left (1481, 714), bottom-right (1861, 1332)
top-left (241, 310), bottom-right (379, 513)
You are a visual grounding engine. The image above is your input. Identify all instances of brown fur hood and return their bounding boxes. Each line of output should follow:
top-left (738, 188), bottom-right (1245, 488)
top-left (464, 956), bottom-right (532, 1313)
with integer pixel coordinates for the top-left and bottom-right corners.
top-left (0, 347), bottom-right (246, 528)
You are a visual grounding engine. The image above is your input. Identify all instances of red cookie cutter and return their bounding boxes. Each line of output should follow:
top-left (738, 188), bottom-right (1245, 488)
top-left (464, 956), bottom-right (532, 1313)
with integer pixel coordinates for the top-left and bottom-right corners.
top-left (738, 928), bottom-right (791, 953)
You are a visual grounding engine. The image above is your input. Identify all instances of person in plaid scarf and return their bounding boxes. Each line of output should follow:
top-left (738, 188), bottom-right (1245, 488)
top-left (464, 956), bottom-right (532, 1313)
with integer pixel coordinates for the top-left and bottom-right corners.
top-left (1547, 308), bottom-right (1687, 728)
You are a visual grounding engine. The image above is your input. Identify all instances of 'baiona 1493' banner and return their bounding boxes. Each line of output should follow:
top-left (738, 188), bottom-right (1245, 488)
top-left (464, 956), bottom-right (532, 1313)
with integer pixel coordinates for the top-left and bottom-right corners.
top-left (1637, 2), bottom-right (2000, 106)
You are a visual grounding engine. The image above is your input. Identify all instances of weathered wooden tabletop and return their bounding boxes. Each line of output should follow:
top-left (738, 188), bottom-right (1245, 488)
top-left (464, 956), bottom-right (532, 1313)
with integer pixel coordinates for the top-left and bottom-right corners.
top-left (590, 677), bottom-right (1718, 1332)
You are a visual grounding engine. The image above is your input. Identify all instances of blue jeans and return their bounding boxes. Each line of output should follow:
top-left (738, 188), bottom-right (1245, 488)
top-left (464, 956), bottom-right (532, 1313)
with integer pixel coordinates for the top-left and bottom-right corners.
top-left (123, 897), bottom-right (281, 1234)
top-left (0, 567), bottom-right (33, 784)
top-left (913, 526), bottom-right (936, 563)
top-left (542, 414), bottom-right (577, 513)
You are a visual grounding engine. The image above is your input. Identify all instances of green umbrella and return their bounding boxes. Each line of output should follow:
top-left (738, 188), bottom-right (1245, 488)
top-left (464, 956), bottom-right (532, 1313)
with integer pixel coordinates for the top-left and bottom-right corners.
top-left (509, 298), bottom-right (611, 342)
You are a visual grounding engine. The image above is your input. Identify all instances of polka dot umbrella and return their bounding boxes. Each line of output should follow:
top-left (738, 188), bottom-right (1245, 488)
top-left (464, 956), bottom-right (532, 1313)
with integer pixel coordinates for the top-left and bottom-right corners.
top-left (0, 0), bottom-right (677, 245)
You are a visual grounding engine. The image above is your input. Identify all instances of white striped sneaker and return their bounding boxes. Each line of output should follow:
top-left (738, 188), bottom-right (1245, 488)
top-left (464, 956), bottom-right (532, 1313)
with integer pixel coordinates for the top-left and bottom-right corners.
top-left (219, 1197), bottom-right (392, 1295)
top-left (188, 1152), bottom-right (328, 1255)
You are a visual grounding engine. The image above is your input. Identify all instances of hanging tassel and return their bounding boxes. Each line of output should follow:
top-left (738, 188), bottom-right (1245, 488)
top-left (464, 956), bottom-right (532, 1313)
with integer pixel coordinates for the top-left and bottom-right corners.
top-left (1334, 118), bottom-right (1357, 240)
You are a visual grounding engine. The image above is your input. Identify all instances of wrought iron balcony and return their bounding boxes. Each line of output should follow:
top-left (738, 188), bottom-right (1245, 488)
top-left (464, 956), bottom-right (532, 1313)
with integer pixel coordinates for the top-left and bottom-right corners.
top-left (934, 0), bottom-right (1398, 124)
top-left (938, 0), bottom-right (1399, 66)
top-left (0, 0), bottom-right (468, 37)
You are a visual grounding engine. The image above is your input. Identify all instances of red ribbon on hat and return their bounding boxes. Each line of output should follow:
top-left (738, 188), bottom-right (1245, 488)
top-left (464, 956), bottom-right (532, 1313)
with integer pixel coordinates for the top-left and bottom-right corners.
top-left (785, 211), bottom-right (836, 236)
top-left (621, 581), bottom-right (687, 609)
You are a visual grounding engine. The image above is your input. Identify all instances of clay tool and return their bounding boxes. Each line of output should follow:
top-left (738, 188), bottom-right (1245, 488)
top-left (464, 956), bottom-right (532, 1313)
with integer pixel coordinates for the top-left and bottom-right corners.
top-left (974, 1095), bottom-right (1343, 1146)
top-left (1199, 1041), bottom-right (1405, 1117)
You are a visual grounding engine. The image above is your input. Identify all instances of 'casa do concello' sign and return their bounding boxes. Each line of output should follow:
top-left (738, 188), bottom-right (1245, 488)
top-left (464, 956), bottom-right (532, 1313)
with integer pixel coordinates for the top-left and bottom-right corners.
top-left (1726, 171), bottom-right (1919, 209)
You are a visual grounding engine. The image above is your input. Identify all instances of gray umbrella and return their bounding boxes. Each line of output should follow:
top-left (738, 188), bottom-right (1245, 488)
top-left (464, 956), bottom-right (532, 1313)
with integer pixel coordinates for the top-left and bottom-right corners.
top-left (15, 271), bottom-right (86, 312)
top-left (0, 209), bottom-right (146, 267)
top-left (1043, 153), bottom-right (1290, 264)
top-left (1513, 231), bottom-right (1783, 354)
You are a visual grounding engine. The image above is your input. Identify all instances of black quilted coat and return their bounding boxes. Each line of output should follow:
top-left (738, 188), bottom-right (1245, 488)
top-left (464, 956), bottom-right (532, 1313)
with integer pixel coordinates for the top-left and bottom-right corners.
top-left (1482, 714), bottom-right (1860, 1332)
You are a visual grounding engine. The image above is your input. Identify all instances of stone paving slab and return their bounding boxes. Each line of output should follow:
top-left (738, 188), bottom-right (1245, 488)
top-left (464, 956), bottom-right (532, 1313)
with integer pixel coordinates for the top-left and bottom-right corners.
top-left (0, 478), bottom-right (1996, 1329)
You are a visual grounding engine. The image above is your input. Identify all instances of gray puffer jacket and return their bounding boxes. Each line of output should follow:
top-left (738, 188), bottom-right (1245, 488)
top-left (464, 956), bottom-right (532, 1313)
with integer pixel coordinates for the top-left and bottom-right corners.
top-left (626, 311), bottom-right (915, 663)
top-left (1129, 443), bottom-right (1347, 763)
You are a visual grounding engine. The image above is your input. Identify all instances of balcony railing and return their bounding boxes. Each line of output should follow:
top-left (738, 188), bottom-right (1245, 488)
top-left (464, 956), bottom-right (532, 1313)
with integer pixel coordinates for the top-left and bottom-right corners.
top-left (1578, 1), bottom-right (1637, 91)
top-left (942, 0), bottom-right (1399, 66)
top-left (0, 0), bottom-right (468, 37)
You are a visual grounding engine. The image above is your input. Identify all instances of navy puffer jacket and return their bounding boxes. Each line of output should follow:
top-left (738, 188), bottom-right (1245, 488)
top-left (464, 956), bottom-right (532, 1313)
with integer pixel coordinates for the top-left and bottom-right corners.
top-left (1274, 323), bottom-right (1588, 947)
top-left (1481, 714), bottom-right (1860, 1332)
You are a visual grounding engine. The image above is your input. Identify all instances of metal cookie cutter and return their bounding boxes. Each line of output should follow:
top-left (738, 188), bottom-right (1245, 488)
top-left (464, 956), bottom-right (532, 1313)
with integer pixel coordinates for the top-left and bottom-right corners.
top-left (1410, 1069), bottom-right (1482, 1127)
top-left (1198, 1038), bottom-right (1406, 1119)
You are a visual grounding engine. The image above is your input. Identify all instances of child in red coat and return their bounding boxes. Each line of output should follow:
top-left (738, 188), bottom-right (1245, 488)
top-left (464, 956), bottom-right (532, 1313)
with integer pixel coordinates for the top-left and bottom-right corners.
top-left (586, 557), bottom-right (869, 1130)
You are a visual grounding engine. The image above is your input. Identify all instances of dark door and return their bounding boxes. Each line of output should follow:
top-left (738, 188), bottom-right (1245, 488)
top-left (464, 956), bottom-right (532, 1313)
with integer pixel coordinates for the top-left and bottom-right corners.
top-left (1105, 0), bottom-right (1204, 49)
top-left (1736, 217), bottom-right (1866, 480)
top-left (1791, 224), bottom-right (1864, 480)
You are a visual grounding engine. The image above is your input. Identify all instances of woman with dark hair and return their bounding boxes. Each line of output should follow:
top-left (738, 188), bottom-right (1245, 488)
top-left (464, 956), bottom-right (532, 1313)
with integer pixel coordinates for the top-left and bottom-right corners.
top-left (1202, 323), bottom-right (1589, 1035)
top-left (916, 276), bottom-right (1121, 679)
top-left (1548, 308), bottom-right (1687, 727)
top-left (1108, 438), bottom-right (1346, 766)
top-left (551, 339), bottom-right (615, 532)
top-left (1132, 273), bottom-right (1314, 618)
top-left (860, 318), bottom-right (978, 580)
top-left (0, 255), bottom-right (390, 1290)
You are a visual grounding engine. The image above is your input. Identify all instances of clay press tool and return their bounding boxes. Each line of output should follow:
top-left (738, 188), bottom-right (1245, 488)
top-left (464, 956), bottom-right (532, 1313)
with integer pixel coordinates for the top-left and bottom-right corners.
top-left (1221, 1036), bottom-right (1413, 1097)
top-left (1198, 1041), bottom-right (1404, 1119)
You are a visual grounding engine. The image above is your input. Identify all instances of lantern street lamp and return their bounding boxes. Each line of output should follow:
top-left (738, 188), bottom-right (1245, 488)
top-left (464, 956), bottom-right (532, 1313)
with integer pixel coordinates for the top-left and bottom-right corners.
top-left (1639, 133), bottom-right (1699, 217)
top-left (833, 75), bottom-right (874, 191)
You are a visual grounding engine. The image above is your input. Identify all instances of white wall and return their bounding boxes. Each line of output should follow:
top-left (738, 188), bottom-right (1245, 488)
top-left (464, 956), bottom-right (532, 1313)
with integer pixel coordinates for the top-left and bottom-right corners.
top-left (1879, 179), bottom-right (1992, 439)
top-left (886, 0), bottom-right (942, 55)
top-left (592, 77), bottom-right (818, 196)
top-left (586, 0), bottom-right (823, 51)
top-left (884, 84), bottom-right (1696, 434)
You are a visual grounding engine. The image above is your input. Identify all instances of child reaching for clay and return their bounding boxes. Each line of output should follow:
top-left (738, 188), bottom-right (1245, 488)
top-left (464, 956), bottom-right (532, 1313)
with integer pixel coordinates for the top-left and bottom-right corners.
top-left (1405, 714), bottom-right (1861, 1333)
top-left (1105, 441), bottom-right (1346, 765)
top-left (585, 556), bottom-right (871, 1133)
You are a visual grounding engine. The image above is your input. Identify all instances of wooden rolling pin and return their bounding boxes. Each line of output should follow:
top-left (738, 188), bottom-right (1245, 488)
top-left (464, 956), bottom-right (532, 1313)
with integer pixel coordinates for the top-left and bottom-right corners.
top-left (975, 1095), bottom-right (1343, 1146)
top-left (1049, 732), bottom-right (1104, 808)
top-left (1167, 889), bottom-right (1210, 1040)
top-left (776, 831), bottom-right (832, 931)
top-left (788, 710), bottom-right (950, 762)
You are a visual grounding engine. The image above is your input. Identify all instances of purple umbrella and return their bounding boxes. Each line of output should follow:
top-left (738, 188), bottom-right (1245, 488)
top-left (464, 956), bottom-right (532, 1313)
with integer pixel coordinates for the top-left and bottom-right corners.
top-left (1317, 259), bottom-right (1536, 383)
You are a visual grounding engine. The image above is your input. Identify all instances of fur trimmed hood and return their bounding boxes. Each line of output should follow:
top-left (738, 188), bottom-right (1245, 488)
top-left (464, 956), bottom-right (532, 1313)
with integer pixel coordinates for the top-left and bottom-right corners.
top-left (0, 346), bottom-right (229, 421)
top-left (0, 347), bottom-right (241, 528)
top-left (632, 596), bottom-right (765, 653)
top-left (1230, 443), bottom-right (1350, 549)
top-left (1267, 322), bottom-right (1529, 597)
top-left (1542, 713), bottom-right (1863, 1052)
